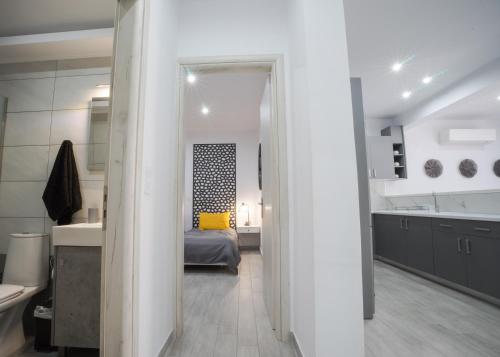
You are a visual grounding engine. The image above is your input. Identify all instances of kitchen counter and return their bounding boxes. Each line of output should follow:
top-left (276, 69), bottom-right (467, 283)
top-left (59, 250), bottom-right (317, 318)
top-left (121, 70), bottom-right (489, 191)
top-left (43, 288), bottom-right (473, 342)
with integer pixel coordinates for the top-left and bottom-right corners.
top-left (372, 210), bottom-right (500, 222)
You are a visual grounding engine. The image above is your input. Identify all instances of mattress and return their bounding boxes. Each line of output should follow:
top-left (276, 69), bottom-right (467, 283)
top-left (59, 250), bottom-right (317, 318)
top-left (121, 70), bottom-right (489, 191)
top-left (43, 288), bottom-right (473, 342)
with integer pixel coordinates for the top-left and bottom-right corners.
top-left (184, 228), bottom-right (241, 273)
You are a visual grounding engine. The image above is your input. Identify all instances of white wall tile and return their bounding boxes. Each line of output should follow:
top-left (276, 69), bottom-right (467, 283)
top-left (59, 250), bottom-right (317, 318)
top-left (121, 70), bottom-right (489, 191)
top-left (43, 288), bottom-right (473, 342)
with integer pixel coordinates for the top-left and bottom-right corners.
top-left (53, 74), bottom-right (111, 110)
top-left (1, 146), bottom-right (49, 181)
top-left (0, 218), bottom-right (45, 253)
top-left (0, 181), bottom-right (46, 217)
top-left (4, 111), bottom-right (52, 146)
top-left (50, 109), bottom-right (90, 145)
top-left (48, 144), bottom-right (105, 181)
top-left (0, 77), bottom-right (55, 112)
top-left (73, 180), bottom-right (104, 219)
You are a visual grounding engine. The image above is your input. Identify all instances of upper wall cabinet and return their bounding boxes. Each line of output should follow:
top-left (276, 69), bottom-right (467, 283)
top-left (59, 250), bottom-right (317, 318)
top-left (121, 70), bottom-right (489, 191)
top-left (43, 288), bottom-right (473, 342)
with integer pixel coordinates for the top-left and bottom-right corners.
top-left (367, 136), bottom-right (394, 179)
top-left (367, 125), bottom-right (407, 180)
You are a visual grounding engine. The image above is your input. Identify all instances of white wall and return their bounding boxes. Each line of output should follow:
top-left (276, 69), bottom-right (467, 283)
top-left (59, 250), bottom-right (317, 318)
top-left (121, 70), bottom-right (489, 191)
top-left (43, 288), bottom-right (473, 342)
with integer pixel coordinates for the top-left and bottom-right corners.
top-left (288, 1), bottom-right (365, 356)
top-left (0, 58), bottom-right (110, 254)
top-left (184, 130), bottom-right (261, 231)
top-left (176, 2), bottom-right (365, 356)
top-left (135, 0), bottom-right (179, 355)
top-left (384, 119), bottom-right (500, 196)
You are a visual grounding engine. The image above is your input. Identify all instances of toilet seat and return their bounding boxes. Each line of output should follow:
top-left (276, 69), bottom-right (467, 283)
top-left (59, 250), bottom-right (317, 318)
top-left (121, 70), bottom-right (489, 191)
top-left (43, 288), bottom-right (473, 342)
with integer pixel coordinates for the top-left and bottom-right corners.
top-left (0, 284), bottom-right (24, 305)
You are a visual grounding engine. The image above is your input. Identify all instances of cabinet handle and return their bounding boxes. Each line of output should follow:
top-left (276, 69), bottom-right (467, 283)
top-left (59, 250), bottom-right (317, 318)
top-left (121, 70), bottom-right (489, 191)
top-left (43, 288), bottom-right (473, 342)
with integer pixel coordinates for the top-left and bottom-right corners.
top-left (456, 237), bottom-right (462, 253)
top-left (373, 168), bottom-right (377, 178)
top-left (400, 218), bottom-right (404, 229)
top-left (405, 218), bottom-right (409, 230)
top-left (439, 224), bottom-right (452, 228)
top-left (474, 227), bottom-right (491, 233)
top-left (465, 239), bottom-right (471, 255)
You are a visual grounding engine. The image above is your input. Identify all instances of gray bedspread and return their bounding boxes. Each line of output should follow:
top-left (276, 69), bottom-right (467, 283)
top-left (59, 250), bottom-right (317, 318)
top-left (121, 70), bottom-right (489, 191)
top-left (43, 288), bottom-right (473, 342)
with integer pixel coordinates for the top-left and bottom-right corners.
top-left (184, 228), bottom-right (241, 272)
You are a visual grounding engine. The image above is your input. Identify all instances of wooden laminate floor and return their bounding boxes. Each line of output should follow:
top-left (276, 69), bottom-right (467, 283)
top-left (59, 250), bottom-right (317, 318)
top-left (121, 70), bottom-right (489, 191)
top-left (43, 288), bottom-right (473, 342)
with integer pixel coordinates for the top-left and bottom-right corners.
top-left (366, 260), bottom-right (500, 357)
top-left (168, 251), bottom-right (295, 357)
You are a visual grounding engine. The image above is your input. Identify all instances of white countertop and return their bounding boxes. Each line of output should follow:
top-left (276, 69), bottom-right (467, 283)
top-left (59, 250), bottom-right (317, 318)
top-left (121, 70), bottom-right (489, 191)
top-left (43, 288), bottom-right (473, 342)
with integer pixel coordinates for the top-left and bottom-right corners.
top-left (372, 210), bottom-right (500, 222)
top-left (52, 222), bottom-right (103, 246)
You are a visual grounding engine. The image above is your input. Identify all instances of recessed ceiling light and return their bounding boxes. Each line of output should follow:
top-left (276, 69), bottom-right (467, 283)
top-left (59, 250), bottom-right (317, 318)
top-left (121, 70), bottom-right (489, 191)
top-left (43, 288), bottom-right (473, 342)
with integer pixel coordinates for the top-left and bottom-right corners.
top-left (497, 95), bottom-right (500, 101)
top-left (422, 76), bottom-right (433, 85)
top-left (402, 91), bottom-right (412, 99)
top-left (201, 105), bottom-right (210, 115)
top-left (187, 73), bottom-right (197, 84)
top-left (392, 62), bottom-right (403, 72)
top-left (96, 84), bottom-right (110, 88)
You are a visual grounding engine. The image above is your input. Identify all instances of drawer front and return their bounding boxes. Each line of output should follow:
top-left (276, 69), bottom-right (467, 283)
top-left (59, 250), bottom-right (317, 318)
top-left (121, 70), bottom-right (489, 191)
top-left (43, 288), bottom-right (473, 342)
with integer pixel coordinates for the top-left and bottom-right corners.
top-left (239, 233), bottom-right (260, 247)
top-left (432, 218), bottom-right (463, 233)
top-left (406, 216), bottom-right (431, 229)
top-left (237, 227), bottom-right (260, 234)
top-left (460, 220), bottom-right (500, 239)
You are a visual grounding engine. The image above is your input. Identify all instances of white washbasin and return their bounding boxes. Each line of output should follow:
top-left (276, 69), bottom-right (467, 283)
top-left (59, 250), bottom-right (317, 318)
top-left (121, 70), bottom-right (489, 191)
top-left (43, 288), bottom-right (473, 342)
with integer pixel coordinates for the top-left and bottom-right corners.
top-left (52, 222), bottom-right (103, 247)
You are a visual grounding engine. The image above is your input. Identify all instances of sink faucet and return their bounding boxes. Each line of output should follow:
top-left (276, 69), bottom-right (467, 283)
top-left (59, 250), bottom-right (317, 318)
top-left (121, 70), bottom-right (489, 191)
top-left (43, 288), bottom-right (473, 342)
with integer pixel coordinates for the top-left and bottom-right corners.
top-left (432, 192), bottom-right (440, 213)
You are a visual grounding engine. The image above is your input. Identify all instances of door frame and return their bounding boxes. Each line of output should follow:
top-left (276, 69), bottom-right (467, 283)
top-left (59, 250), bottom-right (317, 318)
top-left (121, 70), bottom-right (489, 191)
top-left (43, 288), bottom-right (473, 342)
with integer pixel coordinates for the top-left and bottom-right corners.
top-left (175, 55), bottom-right (290, 340)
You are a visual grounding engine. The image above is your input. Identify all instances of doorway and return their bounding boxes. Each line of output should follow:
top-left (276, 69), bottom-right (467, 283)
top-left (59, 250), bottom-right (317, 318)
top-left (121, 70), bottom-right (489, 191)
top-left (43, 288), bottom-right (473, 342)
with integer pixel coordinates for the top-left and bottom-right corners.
top-left (175, 56), bottom-right (290, 344)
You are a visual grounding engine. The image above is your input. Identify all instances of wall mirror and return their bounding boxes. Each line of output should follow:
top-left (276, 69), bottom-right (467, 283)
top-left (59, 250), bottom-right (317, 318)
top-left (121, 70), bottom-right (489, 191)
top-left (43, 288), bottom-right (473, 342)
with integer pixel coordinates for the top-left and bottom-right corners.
top-left (88, 97), bottom-right (109, 171)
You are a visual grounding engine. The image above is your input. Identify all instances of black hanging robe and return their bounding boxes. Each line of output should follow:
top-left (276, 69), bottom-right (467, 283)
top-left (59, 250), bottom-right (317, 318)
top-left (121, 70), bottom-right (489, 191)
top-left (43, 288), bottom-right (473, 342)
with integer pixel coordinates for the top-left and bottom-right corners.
top-left (43, 140), bottom-right (82, 225)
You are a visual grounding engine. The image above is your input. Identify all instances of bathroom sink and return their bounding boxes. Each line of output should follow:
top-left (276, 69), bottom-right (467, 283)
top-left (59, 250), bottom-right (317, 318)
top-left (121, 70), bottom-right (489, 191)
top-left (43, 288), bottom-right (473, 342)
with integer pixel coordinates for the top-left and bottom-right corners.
top-left (52, 222), bottom-right (103, 246)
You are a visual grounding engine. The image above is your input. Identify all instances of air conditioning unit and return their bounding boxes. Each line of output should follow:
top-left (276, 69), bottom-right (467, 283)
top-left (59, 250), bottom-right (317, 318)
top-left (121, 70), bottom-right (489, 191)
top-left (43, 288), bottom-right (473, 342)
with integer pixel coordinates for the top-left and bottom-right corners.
top-left (439, 129), bottom-right (497, 145)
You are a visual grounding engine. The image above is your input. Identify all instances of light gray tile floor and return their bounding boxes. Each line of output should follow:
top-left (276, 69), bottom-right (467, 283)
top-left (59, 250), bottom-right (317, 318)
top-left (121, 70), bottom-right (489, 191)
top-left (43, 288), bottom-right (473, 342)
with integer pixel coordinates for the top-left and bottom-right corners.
top-left (168, 251), bottom-right (294, 357)
top-left (20, 253), bottom-right (499, 357)
top-left (365, 260), bottom-right (500, 357)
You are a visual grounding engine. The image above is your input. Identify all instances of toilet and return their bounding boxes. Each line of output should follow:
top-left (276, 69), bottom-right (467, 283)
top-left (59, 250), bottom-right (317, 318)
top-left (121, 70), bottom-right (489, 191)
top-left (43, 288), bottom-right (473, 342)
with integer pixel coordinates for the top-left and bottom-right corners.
top-left (0, 233), bottom-right (49, 356)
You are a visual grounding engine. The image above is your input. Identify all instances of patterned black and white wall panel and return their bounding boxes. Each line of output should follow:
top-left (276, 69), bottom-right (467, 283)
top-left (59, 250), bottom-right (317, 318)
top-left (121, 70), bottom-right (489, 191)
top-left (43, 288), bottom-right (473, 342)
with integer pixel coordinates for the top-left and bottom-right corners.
top-left (192, 144), bottom-right (237, 228)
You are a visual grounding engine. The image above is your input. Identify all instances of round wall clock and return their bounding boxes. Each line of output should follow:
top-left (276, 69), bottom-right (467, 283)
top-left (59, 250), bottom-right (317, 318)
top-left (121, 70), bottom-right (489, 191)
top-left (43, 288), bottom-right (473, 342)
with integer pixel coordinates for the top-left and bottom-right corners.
top-left (424, 159), bottom-right (443, 178)
top-left (494, 159), bottom-right (500, 177)
top-left (459, 159), bottom-right (477, 178)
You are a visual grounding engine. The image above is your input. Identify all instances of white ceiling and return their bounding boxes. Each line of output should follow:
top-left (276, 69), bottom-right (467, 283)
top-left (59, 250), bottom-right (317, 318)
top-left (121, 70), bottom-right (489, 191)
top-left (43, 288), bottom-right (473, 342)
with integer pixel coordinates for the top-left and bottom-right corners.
top-left (344, 0), bottom-right (500, 120)
top-left (427, 83), bottom-right (500, 121)
top-left (0, 0), bottom-right (115, 37)
top-left (183, 71), bottom-right (268, 133)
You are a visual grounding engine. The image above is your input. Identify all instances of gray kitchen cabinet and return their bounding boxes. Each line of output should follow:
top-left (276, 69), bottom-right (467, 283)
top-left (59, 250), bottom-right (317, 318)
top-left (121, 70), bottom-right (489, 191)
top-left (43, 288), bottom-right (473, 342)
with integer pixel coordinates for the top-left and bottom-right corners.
top-left (373, 214), bottom-right (406, 264)
top-left (465, 234), bottom-right (500, 299)
top-left (405, 216), bottom-right (434, 274)
top-left (52, 246), bottom-right (101, 349)
top-left (374, 213), bottom-right (500, 304)
top-left (433, 230), bottom-right (468, 286)
top-left (366, 136), bottom-right (394, 180)
top-left (373, 214), bottom-right (433, 272)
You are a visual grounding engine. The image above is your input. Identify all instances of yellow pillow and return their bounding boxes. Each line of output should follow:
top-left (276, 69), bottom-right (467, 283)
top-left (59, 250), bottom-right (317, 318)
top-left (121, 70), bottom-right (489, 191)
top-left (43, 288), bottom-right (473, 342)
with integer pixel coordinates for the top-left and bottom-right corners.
top-left (199, 211), bottom-right (230, 230)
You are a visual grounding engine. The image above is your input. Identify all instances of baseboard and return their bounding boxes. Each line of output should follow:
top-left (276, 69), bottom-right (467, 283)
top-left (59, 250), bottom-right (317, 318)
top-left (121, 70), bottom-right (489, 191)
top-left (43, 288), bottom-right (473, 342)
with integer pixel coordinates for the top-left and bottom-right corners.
top-left (289, 332), bottom-right (304, 357)
top-left (157, 329), bottom-right (176, 357)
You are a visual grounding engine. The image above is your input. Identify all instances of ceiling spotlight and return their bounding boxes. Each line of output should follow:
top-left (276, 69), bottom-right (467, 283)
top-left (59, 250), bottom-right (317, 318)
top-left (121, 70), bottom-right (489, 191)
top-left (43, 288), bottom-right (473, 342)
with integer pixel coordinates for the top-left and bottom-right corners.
top-left (201, 105), bottom-right (210, 115)
top-left (422, 76), bottom-right (433, 85)
top-left (497, 95), bottom-right (500, 101)
top-left (96, 84), bottom-right (110, 88)
top-left (392, 62), bottom-right (403, 72)
top-left (402, 91), bottom-right (412, 99)
top-left (186, 73), bottom-right (197, 84)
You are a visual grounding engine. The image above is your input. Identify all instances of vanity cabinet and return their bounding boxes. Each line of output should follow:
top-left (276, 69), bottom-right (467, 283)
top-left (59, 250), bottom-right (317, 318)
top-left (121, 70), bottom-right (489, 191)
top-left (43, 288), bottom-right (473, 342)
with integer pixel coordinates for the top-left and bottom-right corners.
top-left (374, 214), bottom-right (500, 303)
top-left (52, 246), bottom-right (101, 349)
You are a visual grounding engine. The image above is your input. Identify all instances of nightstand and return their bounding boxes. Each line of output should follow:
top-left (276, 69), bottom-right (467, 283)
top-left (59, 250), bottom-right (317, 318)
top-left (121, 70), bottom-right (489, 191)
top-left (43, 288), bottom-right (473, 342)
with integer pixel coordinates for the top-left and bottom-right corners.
top-left (237, 226), bottom-right (261, 250)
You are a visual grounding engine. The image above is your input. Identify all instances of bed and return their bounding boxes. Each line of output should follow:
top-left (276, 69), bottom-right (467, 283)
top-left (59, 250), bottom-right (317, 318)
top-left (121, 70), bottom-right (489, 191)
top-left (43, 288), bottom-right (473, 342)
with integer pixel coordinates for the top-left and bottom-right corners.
top-left (184, 228), bottom-right (241, 273)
